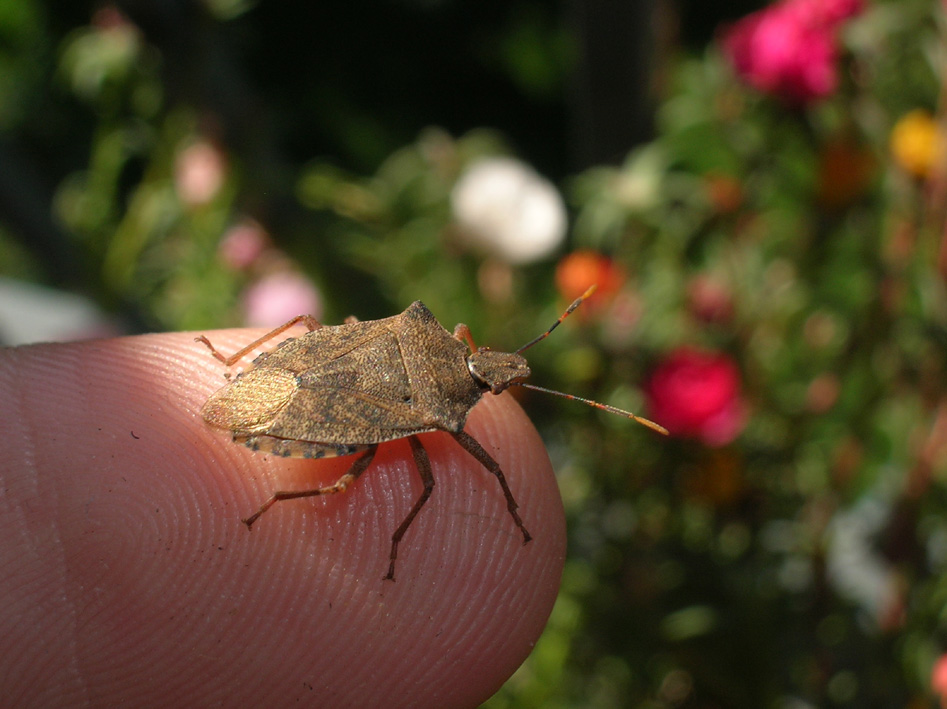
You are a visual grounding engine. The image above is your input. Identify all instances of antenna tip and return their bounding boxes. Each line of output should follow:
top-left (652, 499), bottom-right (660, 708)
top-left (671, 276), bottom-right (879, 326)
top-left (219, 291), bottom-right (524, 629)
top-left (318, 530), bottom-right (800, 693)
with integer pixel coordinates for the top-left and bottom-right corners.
top-left (636, 417), bottom-right (670, 436)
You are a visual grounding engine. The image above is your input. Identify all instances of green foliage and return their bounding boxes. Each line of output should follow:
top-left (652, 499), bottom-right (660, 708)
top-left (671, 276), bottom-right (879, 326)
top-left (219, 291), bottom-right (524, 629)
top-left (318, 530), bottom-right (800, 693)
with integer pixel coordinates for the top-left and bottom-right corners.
top-left (4, 0), bottom-right (947, 706)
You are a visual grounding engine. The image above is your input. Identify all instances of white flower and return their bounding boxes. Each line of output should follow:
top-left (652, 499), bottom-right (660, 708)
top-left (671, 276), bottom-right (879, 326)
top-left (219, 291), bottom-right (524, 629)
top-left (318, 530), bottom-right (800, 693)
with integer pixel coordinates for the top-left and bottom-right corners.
top-left (451, 157), bottom-right (567, 265)
top-left (825, 496), bottom-right (901, 626)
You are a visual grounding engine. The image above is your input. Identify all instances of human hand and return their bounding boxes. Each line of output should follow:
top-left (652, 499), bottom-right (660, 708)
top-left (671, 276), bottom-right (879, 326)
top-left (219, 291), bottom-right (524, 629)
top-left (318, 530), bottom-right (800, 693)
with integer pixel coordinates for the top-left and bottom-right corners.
top-left (0, 330), bottom-right (565, 707)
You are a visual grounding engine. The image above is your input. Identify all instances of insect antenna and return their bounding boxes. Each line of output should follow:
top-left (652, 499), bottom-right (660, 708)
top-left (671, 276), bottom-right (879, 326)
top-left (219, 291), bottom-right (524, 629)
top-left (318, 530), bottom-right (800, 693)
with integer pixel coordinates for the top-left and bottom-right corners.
top-left (515, 382), bottom-right (669, 435)
top-left (515, 284), bottom-right (599, 354)
top-left (513, 283), bottom-right (669, 435)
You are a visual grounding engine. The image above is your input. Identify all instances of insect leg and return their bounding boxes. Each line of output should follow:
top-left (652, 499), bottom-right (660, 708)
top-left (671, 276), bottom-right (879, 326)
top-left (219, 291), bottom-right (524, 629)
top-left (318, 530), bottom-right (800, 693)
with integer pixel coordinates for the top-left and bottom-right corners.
top-left (241, 446), bottom-right (377, 529)
top-left (385, 436), bottom-right (436, 581)
top-left (196, 314), bottom-right (323, 367)
top-left (452, 323), bottom-right (477, 351)
top-left (451, 430), bottom-right (532, 544)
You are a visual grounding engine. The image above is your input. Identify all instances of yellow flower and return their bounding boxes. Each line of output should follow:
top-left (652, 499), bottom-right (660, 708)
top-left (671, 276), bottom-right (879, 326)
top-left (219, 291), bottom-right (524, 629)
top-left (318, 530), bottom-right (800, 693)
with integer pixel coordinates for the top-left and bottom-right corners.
top-left (890, 110), bottom-right (943, 178)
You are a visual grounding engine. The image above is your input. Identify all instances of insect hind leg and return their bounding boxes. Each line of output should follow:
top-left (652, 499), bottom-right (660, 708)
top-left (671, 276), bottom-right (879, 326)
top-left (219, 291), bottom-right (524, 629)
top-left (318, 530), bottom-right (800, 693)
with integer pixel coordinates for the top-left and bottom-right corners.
top-left (451, 430), bottom-right (532, 544)
top-left (242, 446), bottom-right (377, 529)
top-left (385, 436), bottom-right (436, 581)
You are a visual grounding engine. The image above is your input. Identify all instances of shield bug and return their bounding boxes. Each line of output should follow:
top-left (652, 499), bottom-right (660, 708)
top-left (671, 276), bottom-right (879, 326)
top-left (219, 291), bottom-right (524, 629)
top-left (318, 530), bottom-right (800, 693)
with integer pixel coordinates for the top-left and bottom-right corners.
top-left (197, 285), bottom-right (667, 580)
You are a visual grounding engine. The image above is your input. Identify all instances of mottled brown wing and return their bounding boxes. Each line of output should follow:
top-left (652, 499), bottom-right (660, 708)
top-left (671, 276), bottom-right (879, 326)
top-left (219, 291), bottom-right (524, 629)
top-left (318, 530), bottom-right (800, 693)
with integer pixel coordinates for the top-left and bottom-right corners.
top-left (258, 310), bottom-right (442, 445)
top-left (247, 315), bottom-right (398, 375)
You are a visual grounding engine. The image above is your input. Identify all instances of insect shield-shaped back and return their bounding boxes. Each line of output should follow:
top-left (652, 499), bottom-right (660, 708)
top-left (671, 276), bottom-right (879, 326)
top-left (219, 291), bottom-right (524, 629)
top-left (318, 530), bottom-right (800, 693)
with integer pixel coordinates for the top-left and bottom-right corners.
top-left (197, 286), bottom-right (666, 580)
top-left (197, 301), bottom-right (531, 580)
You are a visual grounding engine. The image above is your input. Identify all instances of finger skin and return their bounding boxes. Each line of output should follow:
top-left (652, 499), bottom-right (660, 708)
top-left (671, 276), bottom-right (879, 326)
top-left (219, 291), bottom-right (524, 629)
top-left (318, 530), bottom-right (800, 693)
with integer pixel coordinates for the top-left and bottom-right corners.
top-left (0, 330), bottom-right (566, 708)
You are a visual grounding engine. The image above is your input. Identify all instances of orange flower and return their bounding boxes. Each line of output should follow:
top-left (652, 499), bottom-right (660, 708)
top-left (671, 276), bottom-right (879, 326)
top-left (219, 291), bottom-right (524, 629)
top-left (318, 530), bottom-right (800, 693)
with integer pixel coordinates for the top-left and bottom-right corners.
top-left (704, 173), bottom-right (743, 214)
top-left (555, 250), bottom-right (626, 306)
top-left (890, 110), bottom-right (943, 178)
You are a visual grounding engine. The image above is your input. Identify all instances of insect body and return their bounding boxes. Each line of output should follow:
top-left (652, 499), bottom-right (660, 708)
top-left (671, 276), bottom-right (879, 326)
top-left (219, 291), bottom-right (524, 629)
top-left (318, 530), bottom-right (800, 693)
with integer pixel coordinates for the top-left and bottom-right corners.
top-left (198, 285), bottom-right (666, 580)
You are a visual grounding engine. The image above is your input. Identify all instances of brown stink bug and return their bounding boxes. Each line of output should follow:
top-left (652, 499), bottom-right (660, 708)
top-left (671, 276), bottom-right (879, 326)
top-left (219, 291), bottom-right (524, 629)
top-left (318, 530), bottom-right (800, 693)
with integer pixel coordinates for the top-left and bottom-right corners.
top-left (197, 285), bottom-right (667, 580)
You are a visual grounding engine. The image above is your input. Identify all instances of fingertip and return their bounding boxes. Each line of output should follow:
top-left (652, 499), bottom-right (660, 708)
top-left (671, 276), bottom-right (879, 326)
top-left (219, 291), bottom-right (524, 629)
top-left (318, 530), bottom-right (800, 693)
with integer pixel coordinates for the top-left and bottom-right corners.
top-left (184, 330), bottom-right (566, 706)
top-left (211, 386), bottom-right (565, 707)
top-left (2, 331), bottom-right (566, 708)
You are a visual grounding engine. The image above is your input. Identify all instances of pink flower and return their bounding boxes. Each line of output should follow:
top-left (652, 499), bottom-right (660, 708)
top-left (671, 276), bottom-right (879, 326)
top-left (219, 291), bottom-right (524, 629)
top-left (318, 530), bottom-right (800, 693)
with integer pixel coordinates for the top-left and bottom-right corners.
top-left (722, 0), bottom-right (864, 104)
top-left (932, 654), bottom-right (947, 700)
top-left (218, 219), bottom-right (269, 270)
top-left (816, 0), bottom-right (865, 24)
top-left (646, 348), bottom-right (746, 446)
top-left (687, 274), bottom-right (734, 324)
top-left (243, 272), bottom-right (322, 327)
top-left (175, 140), bottom-right (226, 206)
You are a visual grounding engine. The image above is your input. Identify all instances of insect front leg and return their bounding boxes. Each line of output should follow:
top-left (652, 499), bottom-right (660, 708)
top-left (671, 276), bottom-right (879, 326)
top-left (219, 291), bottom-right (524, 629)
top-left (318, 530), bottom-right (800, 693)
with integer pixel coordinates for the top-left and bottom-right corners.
top-left (452, 323), bottom-right (477, 351)
top-left (242, 446), bottom-right (377, 529)
top-left (385, 436), bottom-right (436, 581)
top-left (196, 314), bottom-right (323, 367)
top-left (451, 430), bottom-right (532, 544)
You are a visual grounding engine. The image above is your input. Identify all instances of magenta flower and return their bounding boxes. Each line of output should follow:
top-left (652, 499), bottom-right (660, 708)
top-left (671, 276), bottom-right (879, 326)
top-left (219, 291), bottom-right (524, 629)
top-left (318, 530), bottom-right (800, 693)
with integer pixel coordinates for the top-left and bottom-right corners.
top-left (722, 0), bottom-right (865, 105)
top-left (646, 348), bottom-right (746, 446)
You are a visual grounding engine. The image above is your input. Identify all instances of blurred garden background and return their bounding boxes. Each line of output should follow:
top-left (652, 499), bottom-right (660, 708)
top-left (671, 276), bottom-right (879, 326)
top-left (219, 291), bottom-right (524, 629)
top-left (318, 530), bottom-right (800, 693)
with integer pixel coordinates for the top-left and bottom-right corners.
top-left (4, 0), bottom-right (947, 705)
